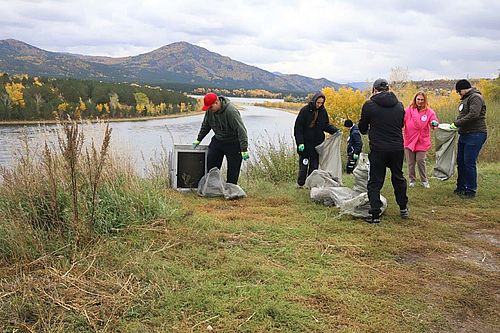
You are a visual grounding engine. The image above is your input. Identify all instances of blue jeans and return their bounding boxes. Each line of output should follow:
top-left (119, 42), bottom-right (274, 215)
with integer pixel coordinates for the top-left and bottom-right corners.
top-left (456, 132), bottom-right (487, 194)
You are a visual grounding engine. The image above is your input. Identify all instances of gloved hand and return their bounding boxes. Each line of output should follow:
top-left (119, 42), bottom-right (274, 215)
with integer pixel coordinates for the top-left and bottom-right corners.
top-left (431, 120), bottom-right (438, 127)
top-left (449, 123), bottom-right (458, 130)
top-left (353, 154), bottom-right (359, 160)
top-left (192, 139), bottom-right (200, 149)
top-left (241, 151), bottom-right (250, 161)
top-left (298, 144), bottom-right (305, 152)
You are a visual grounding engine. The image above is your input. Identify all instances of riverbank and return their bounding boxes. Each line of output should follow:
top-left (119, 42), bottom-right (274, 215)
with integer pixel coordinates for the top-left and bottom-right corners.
top-left (0, 110), bottom-right (206, 126)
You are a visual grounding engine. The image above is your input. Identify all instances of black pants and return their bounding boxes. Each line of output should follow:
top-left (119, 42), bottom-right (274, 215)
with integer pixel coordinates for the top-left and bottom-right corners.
top-left (345, 154), bottom-right (357, 174)
top-left (297, 155), bottom-right (319, 186)
top-left (207, 137), bottom-right (242, 184)
top-left (367, 150), bottom-right (408, 218)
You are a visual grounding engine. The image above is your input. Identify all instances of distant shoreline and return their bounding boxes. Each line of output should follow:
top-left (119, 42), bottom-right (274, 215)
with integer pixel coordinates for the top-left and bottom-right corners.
top-left (0, 104), bottom-right (297, 126)
top-left (0, 111), bottom-right (206, 126)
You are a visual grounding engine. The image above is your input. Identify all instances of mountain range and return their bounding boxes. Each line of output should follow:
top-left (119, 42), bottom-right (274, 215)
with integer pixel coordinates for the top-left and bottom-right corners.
top-left (0, 39), bottom-right (343, 92)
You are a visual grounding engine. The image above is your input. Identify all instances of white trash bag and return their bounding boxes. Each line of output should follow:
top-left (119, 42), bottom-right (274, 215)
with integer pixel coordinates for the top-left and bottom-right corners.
top-left (197, 167), bottom-right (246, 200)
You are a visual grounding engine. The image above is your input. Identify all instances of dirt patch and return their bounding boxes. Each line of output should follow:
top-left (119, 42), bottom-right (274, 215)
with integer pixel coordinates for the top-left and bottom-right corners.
top-left (467, 229), bottom-right (500, 246)
top-left (447, 245), bottom-right (499, 272)
top-left (396, 251), bottom-right (425, 265)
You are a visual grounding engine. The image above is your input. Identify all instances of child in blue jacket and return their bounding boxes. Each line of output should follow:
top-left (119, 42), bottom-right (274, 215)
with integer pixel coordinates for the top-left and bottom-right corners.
top-left (344, 119), bottom-right (363, 174)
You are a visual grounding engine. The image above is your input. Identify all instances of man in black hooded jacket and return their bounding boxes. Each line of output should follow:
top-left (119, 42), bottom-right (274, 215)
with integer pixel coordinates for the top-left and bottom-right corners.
top-left (358, 79), bottom-right (409, 224)
top-left (294, 92), bottom-right (339, 187)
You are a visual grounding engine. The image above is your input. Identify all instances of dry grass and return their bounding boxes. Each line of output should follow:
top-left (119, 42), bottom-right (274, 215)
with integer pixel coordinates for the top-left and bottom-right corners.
top-left (0, 121), bottom-right (499, 332)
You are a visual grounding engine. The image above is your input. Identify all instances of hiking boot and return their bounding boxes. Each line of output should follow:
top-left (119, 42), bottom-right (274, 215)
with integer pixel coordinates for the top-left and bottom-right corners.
top-left (364, 215), bottom-right (380, 224)
top-left (421, 181), bottom-right (430, 189)
top-left (400, 208), bottom-right (409, 219)
top-left (409, 181), bottom-right (416, 188)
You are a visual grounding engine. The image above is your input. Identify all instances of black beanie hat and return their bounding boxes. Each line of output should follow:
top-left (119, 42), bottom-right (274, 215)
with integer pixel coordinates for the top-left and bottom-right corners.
top-left (455, 79), bottom-right (471, 91)
top-left (344, 119), bottom-right (353, 128)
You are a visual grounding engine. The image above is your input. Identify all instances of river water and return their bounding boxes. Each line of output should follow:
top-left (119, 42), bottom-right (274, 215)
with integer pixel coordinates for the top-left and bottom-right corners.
top-left (0, 98), bottom-right (297, 174)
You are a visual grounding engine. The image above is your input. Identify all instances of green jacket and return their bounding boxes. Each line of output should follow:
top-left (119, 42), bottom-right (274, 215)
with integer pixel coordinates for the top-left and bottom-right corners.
top-left (197, 96), bottom-right (248, 151)
top-left (455, 88), bottom-right (487, 134)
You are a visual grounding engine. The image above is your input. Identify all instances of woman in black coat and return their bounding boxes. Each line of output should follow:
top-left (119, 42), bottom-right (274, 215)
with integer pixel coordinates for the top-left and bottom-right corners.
top-left (294, 91), bottom-right (339, 186)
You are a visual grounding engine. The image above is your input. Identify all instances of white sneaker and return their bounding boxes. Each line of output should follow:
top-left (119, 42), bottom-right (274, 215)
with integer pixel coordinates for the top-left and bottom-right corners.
top-left (409, 181), bottom-right (416, 188)
top-left (422, 181), bottom-right (430, 188)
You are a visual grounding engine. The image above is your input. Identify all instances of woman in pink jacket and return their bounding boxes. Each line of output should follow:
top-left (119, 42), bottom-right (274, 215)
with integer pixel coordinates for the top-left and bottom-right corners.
top-left (403, 92), bottom-right (439, 188)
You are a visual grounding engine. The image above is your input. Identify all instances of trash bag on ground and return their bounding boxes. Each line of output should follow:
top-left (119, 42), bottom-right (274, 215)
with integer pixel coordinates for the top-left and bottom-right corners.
top-left (305, 169), bottom-right (342, 189)
top-left (197, 167), bottom-right (246, 200)
top-left (309, 153), bottom-right (387, 218)
top-left (310, 186), bottom-right (359, 206)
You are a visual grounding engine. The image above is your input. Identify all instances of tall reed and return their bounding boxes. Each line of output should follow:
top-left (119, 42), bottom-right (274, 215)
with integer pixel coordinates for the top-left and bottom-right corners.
top-left (0, 121), bottom-right (170, 262)
top-left (244, 134), bottom-right (297, 184)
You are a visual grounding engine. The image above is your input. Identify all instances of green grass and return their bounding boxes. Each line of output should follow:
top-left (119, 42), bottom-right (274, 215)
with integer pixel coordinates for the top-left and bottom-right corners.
top-left (1, 117), bottom-right (499, 332)
top-left (1, 162), bottom-right (498, 332)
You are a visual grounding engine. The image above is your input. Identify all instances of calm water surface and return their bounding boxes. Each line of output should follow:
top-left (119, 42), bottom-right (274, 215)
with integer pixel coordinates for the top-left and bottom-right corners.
top-left (0, 100), bottom-right (296, 174)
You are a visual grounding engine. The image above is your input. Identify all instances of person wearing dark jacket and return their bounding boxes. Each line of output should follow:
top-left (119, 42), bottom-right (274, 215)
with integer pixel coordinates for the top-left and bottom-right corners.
top-left (450, 79), bottom-right (487, 198)
top-left (294, 92), bottom-right (339, 187)
top-left (192, 93), bottom-right (249, 185)
top-left (344, 119), bottom-right (363, 174)
top-left (358, 79), bottom-right (409, 224)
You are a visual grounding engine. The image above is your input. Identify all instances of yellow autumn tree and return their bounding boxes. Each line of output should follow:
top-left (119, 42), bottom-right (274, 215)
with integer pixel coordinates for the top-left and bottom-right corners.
top-left (322, 87), bottom-right (367, 128)
top-left (73, 108), bottom-right (81, 120)
top-left (5, 82), bottom-right (26, 108)
top-left (103, 103), bottom-right (110, 115)
top-left (96, 103), bottom-right (104, 114)
top-left (78, 97), bottom-right (86, 113)
top-left (477, 78), bottom-right (500, 101)
top-left (57, 102), bottom-right (70, 117)
top-left (33, 77), bottom-right (43, 87)
top-left (134, 92), bottom-right (149, 115)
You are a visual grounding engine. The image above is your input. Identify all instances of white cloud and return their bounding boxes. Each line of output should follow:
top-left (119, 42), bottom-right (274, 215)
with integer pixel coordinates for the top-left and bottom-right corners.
top-left (1, 0), bottom-right (499, 83)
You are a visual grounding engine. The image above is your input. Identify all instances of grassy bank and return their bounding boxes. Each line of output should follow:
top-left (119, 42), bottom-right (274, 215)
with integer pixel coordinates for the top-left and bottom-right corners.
top-left (0, 124), bottom-right (499, 332)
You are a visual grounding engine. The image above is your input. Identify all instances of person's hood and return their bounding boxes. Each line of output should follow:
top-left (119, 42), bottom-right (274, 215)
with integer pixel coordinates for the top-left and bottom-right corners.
top-left (370, 91), bottom-right (399, 107)
top-left (216, 96), bottom-right (230, 113)
top-left (461, 88), bottom-right (481, 100)
top-left (308, 91), bottom-right (326, 111)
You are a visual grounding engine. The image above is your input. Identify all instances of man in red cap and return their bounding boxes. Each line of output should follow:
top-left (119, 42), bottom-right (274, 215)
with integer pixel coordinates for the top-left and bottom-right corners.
top-left (192, 93), bottom-right (249, 184)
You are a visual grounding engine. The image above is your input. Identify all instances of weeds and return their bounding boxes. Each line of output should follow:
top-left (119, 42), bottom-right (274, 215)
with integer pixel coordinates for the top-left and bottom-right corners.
top-left (0, 121), bottom-right (170, 262)
top-left (0, 117), bottom-right (498, 332)
top-left (245, 133), bottom-right (297, 184)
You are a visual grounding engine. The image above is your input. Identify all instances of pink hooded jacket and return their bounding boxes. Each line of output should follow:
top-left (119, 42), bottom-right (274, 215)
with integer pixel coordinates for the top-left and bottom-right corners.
top-left (403, 106), bottom-right (439, 152)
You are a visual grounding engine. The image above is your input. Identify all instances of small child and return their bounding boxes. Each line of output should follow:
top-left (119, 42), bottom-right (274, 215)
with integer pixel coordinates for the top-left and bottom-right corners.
top-left (344, 119), bottom-right (363, 174)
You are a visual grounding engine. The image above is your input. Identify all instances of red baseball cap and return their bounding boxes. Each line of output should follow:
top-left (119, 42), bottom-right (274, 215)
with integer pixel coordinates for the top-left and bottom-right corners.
top-left (202, 93), bottom-right (218, 111)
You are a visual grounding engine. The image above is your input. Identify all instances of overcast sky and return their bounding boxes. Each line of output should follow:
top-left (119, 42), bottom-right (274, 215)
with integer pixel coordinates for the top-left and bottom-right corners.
top-left (1, 0), bottom-right (499, 83)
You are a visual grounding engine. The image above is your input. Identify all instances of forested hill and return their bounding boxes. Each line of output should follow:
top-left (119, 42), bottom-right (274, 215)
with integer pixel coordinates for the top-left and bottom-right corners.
top-left (0, 73), bottom-right (197, 121)
top-left (0, 39), bottom-right (343, 93)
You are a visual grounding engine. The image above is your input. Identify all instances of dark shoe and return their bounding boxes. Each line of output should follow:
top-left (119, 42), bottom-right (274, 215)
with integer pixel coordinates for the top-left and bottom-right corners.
top-left (459, 192), bottom-right (476, 199)
top-left (400, 208), bottom-right (409, 219)
top-left (364, 216), bottom-right (380, 224)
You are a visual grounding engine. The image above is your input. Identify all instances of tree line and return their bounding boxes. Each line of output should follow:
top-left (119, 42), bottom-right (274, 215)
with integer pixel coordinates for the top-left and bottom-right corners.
top-left (0, 73), bottom-right (198, 121)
